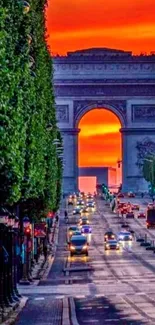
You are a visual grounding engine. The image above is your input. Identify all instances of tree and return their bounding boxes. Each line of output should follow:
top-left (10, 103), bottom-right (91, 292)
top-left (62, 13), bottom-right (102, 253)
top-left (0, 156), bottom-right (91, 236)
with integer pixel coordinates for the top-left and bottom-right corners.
top-left (0, 0), bottom-right (63, 219)
top-left (143, 156), bottom-right (155, 188)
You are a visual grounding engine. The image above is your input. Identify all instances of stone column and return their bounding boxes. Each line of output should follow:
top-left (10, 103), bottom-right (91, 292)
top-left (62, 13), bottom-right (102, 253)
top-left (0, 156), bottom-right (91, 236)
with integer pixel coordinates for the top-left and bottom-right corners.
top-left (121, 128), bottom-right (155, 193)
top-left (61, 128), bottom-right (80, 194)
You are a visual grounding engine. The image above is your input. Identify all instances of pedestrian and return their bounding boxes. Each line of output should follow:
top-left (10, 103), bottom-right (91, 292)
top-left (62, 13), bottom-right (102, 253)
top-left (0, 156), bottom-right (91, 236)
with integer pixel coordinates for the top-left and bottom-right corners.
top-left (56, 214), bottom-right (59, 223)
top-left (64, 210), bottom-right (68, 223)
top-left (141, 192), bottom-right (144, 198)
top-left (43, 245), bottom-right (48, 261)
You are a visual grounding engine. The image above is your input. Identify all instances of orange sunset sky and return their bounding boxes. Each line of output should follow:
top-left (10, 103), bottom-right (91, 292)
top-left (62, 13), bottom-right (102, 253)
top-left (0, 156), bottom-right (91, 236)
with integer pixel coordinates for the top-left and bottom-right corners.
top-left (46, 0), bottom-right (155, 173)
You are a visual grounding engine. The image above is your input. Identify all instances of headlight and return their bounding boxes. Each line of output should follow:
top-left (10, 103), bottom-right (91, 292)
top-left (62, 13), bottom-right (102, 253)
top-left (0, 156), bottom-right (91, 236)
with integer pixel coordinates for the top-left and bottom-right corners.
top-left (70, 245), bottom-right (75, 250)
top-left (82, 245), bottom-right (87, 249)
top-left (73, 211), bottom-right (75, 213)
top-left (69, 231), bottom-right (73, 235)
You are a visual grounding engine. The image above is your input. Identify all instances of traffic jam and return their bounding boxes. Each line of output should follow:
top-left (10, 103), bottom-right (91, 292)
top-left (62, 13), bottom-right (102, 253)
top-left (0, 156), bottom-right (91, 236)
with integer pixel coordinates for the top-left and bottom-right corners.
top-left (65, 191), bottom-right (155, 260)
top-left (66, 192), bottom-right (95, 257)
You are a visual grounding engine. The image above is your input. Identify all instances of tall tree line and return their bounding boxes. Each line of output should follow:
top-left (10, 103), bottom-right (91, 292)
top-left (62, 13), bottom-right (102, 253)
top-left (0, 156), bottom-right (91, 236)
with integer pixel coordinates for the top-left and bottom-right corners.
top-left (0, 0), bottom-right (62, 219)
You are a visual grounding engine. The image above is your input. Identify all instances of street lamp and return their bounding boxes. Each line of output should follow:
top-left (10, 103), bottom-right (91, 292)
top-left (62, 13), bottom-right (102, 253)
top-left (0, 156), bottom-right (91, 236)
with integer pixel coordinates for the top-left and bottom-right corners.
top-left (117, 159), bottom-right (122, 168)
top-left (23, 216), bottom-right (30, 228)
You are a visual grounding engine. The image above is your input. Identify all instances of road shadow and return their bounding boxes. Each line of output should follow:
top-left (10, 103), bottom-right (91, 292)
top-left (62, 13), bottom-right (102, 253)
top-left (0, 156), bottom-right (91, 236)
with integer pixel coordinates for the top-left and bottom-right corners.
top-left (75, 295), bottom-right (149, 325)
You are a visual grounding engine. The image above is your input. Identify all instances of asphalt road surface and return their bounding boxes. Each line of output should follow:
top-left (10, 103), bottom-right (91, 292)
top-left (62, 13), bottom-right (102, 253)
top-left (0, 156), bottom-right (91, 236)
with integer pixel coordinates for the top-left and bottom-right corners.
top-left (17, 196), bottom-right (155, 325)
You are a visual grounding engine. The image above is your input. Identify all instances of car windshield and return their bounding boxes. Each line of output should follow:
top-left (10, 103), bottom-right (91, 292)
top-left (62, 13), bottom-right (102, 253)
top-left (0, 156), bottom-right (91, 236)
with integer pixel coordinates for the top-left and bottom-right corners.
top-left (71, 237), bottom-right (87, 245)
top-left (74, 231), bottom-right (81, 235)
top-left (82, 225), bottom-right (89, 229)
top-left (69, 227), bottom-right (78, 231)
top-left (119, 232), bottom-right (130, 236)
top-left (105, 232), bottom-right (113, 236)
top-left (107, 240), bottom-right (117, 244)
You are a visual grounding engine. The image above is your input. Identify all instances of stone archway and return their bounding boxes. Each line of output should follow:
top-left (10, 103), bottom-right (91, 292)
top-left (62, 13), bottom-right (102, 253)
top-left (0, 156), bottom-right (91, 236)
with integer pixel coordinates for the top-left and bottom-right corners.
top-left (75, 102), bottom-right (124, 192)
top-left (74, 100), bottom-right (126, 128)
top-left (53, 48), bottom-right (155, 194)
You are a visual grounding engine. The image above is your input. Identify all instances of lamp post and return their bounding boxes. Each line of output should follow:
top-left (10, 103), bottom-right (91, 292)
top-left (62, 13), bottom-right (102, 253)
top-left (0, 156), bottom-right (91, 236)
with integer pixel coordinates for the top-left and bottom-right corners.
top-left (13, 216), bottom-right (22, 298)
top-left (0, 208), bottom-right (10, 319)
top-left (7, 213), bottom-right (21, 303)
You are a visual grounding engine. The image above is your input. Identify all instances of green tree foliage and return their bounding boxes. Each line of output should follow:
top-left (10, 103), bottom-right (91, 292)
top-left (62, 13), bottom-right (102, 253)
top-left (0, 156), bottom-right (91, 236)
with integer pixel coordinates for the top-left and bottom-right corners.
top-left (0, 0), bottom-right (63, 217)
top-left (143, 156), bottom-right (155, 187)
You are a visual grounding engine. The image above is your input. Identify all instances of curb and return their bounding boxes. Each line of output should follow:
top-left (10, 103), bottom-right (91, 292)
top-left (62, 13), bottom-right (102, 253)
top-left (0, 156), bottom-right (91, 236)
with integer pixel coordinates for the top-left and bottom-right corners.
top-left (69, 297), bottom-right (80, 325)
top-left (62, 297), bottom-right (70, 325)
top-left (41, 221), bottom-right (60, 280)
top-left (0, 297), bottom-right (28, 325)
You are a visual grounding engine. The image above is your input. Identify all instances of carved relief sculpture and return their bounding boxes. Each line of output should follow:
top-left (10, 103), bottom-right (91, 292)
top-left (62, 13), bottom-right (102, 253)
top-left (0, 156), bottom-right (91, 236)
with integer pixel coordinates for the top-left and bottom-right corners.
top-left (132, 105), bottom-right (155, 122)
top-left (56, 105), bottom-right (69, 123)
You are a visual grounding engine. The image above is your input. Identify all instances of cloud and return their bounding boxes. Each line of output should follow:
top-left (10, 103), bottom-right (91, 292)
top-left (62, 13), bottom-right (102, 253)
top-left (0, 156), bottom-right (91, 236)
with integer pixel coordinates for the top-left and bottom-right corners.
top-left (46, 0), bottom-right (155, 54)
top-left (79, 124), bottom-right (121, 137)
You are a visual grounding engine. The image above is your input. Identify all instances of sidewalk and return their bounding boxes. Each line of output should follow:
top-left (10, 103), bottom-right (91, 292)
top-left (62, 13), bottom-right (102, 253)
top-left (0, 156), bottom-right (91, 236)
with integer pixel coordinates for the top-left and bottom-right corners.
top-left (0, 202), bottom-right (65, 325)
top-left (14, 297), bottom-right (63, 325)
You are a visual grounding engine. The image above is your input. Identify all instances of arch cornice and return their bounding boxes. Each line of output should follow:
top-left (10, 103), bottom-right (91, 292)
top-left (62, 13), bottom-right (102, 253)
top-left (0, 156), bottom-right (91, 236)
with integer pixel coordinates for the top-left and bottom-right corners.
top-left (73, 100), bottom-right (126, 128)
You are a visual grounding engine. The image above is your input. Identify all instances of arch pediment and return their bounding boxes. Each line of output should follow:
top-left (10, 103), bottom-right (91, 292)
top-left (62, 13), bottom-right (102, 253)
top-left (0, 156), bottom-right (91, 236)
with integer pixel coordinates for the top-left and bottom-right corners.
top-left (74, 100), bottom-right (126, 127)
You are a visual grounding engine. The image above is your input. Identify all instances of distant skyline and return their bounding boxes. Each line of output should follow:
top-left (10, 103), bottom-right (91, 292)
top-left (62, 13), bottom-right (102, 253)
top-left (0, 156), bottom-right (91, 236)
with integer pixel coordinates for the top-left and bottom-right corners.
top-left (46, 0), bottom-right (155, 55)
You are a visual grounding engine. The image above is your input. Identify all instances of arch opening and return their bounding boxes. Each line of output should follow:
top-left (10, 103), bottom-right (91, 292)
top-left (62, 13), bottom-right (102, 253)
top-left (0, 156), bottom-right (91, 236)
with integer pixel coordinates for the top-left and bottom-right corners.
top-left (78, 108), bottom-right (122, 193)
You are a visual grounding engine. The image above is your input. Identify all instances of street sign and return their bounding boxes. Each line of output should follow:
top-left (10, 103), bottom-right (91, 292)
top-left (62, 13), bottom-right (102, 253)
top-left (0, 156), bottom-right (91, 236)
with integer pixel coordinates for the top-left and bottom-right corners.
top-left (34, 222), bottom-right (46, 238)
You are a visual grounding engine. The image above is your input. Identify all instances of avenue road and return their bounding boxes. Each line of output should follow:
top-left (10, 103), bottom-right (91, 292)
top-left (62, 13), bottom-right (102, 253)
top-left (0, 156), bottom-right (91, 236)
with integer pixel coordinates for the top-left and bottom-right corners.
top-left (16, 196), bottom-right (155, 325)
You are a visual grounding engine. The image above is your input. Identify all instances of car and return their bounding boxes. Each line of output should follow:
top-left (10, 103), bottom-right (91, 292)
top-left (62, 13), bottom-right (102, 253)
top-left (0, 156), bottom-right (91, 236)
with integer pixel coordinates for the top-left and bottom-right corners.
top-left (131, 204), bottom-right (139, 211)
top-left (147, 203), bottom-right (154, 209)
top-left (118, 202), bottom-right (127, 209)
top-left (81, 225), bottom-right (92, 234)
top-left (67, 226), bottom-right (80, 240)
top-left (86, 202), bottom-right (95, 208)
top-left (81, 207), bottom-right (89, 214)
top-left (121, 223), bottom-right (129, 229)
top-left (117, 193), bottom-right (124, 198)
top-left (69, 235), bottom-right (89, 256)
top-left (67, 230), bottom-right (82, 243)
top-left (86, 196), bottom-right (94, 201)
top-left (73, 207), bottom-right (82, 215)
top-left (128, 192), bottom-right (135, 198)
top-left (105, 240), bottom-right (120, 250)
top-left (104, 231), bottom-right (115, 242)
top-left (68, 198), bottom-right (73, 205)
top-left (118, 231), bottom-right (132, 241)
top-left (137, 211), bottom-right (146, 218)
top-left (77, 200), bottom-right (85, 206)
top-left (126, 212), bottom-right (134, 218)
top-left (79, 217), bottom-right (90, 226)
top-left (120, 207), bottom-right (129, 215)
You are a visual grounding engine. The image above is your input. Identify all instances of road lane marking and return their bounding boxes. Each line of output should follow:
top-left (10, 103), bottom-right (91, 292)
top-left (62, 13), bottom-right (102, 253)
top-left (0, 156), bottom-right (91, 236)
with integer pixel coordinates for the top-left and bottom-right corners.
top-left (34, 297), bottom-right (45, 300)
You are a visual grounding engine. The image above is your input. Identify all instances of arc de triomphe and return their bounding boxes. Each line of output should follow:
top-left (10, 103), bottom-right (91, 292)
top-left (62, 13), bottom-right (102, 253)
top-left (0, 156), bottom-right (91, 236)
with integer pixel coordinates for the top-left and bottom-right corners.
top-left (53, 48), bottom-right (155, 194)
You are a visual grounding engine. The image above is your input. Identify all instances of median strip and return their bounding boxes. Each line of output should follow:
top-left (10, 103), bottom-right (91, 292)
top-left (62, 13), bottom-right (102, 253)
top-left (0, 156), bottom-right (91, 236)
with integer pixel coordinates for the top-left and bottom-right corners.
top-left (63, 266), bottom-right (94, 272)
